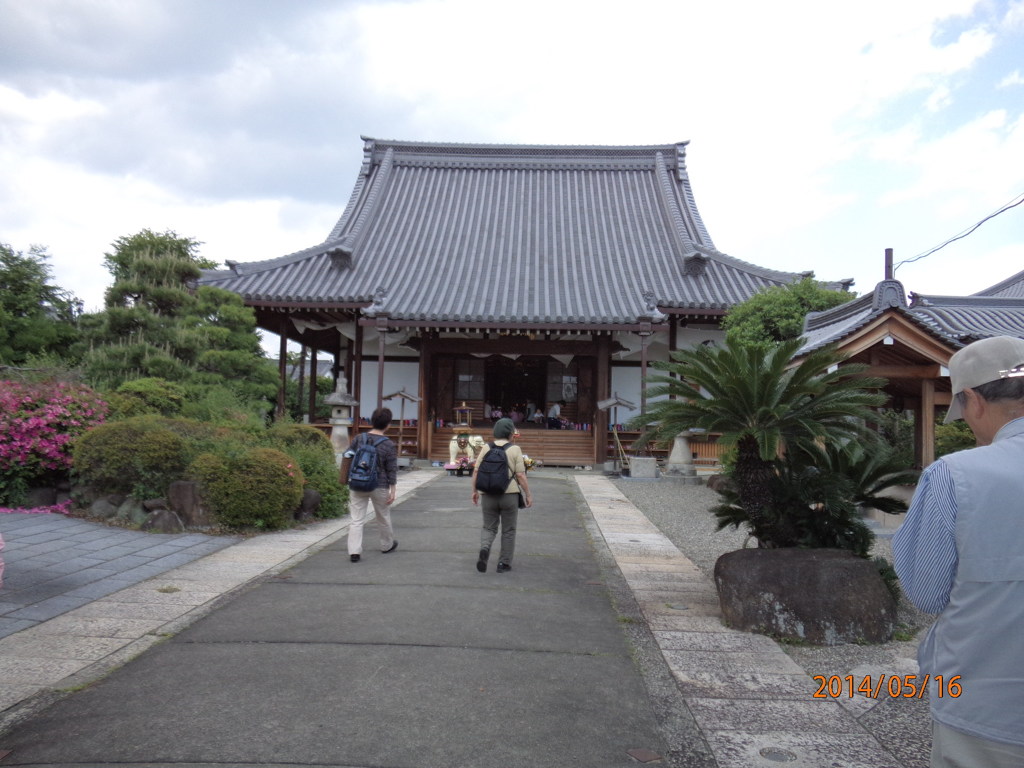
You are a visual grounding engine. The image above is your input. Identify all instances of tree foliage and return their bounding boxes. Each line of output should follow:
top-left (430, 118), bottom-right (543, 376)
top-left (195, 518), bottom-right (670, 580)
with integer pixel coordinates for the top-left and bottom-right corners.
top-left (76, 229), bottom-right (277, 414)
top-left (0, 242), bottom-right (81, 365)
top-left (721, 277), bottom-right (854, 351)
top-left (630, 338), bottom-right (889, 550)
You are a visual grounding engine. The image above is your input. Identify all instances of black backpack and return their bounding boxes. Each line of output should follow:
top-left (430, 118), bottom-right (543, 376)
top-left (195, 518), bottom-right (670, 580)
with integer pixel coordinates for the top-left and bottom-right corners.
top-left (476, 442), bottom-right (512, 495)
top-left (348, 434), bottom-right (386, 492)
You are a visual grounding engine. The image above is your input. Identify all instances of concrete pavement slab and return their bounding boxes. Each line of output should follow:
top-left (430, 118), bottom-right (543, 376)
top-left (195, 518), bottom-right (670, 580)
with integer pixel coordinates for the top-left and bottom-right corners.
top-left (0, 474), bottom-right (674, 768)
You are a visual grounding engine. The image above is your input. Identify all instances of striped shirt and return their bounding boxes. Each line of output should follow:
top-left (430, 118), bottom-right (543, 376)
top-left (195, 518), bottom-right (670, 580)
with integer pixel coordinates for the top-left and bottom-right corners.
top-left (892, 460), bottom-right (959, 614)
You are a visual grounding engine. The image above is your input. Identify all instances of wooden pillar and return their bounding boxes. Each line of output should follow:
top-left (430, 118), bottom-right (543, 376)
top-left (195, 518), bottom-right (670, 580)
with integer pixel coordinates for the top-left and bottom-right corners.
top-left (595, 333), bottom-right (611, 465)
top-left (276, 315), bottom-right (288, 421)
top-left (307, 346), bottom-right (318, 422)
top-left (354, 322), bottom-right (364, 426)
top-left (376, 323), bottom-right (387, 411)
top-left (919, 378), bottom-right (936, 467)
top-left (418, 333), bottom-right (433, 460)
top-left (639, 330), bottom-right (650, 415)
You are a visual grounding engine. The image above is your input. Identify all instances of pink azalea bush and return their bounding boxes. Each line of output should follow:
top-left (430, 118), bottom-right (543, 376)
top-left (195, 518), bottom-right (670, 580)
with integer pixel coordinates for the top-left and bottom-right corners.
top-left (0, 380), bottom-right (108, 508)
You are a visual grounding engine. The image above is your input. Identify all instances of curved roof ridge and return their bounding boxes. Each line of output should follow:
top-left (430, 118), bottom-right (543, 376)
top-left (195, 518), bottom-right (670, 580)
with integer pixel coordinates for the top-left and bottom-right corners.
top-left (362, 135), bottom-right (689, 155)
top-left (690, 244), bottom-right (838, 287)
top-left (971, 267), bottom-right (1024, 298)
top-left (654, 150), bottom-right (695, 258)
top-left (338, 145), bottom-right (394, 254)
top-left (910, 293), bottom-right (1024, 308)
top-left (200, 238), bottom-right (343, 280)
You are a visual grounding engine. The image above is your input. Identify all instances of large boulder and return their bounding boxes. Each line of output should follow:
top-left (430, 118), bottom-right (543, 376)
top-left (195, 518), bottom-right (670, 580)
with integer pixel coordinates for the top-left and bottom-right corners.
top-left (141, 508), bottom-right (185, 533)
top-left (714, 548), bottom-right (897, 645)
top-left (167, 480), bottom-right (213, 527)
top-left (295, 488), bottom-right (322, 521)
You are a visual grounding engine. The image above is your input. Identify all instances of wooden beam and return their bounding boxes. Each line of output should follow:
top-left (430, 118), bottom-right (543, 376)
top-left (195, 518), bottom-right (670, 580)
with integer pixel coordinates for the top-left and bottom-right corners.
top-left (424, 338), bottom-right (602, 356)
top-left (857, 364), bottom-right (945, 379)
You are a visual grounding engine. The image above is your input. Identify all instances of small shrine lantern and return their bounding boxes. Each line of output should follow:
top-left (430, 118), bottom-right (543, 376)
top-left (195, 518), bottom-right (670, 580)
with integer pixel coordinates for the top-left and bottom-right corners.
top-left (323, 374), bottom-right (360, 462)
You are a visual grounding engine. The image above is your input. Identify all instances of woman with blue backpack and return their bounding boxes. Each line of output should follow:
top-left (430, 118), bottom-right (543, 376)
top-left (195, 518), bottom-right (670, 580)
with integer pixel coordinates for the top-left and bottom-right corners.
top-left (342, 407), bottom-right (399, 563)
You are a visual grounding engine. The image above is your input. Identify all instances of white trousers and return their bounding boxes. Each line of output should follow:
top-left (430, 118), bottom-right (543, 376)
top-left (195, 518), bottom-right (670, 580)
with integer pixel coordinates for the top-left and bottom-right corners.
top-left (347, 487), bottom-right (394, 555)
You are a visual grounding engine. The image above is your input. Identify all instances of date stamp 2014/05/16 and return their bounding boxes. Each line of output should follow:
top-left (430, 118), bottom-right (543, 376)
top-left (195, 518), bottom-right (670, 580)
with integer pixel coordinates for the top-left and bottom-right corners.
top-left (812, 674), bottom-right (962, 700)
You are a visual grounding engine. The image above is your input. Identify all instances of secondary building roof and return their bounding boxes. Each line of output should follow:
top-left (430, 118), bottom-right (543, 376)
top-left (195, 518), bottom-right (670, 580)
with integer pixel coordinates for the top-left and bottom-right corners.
top-left (799, 270), bottom-right (1024, 357)
top-left (200, 137), bottom-right (847, 330)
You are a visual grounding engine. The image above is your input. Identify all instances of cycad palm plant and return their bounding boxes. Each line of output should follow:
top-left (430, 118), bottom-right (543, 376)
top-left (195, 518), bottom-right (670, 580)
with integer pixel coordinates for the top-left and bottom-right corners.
top-left (629, 338), bottom-right (888, 548)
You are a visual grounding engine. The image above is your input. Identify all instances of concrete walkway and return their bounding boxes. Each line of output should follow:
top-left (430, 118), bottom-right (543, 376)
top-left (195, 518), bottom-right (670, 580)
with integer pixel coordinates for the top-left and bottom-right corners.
top-left (0, 471), bottom-right (909, 767)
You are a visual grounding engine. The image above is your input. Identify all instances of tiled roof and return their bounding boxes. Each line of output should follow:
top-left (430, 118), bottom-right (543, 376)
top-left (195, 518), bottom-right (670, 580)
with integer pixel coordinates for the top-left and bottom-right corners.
top-left (200, 137), bottom-right (841, 328)
top-left (906, 293), bottom-right (1024, 343)
top-left (974, 268), bottom-right (1024, 298)
top-left (798, 280), bottom-right (943, 354)
top-left (798, 277), bottom-right (1024, 355)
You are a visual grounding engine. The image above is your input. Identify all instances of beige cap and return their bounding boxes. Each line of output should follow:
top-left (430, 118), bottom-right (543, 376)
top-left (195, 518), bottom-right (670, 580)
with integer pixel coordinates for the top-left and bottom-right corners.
top-left (944, 336), bottom-right (1024, 423)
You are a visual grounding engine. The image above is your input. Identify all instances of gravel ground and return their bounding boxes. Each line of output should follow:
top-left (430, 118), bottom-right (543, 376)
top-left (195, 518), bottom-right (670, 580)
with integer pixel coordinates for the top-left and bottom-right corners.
top-left (612, 476), bottom-right (935, 768)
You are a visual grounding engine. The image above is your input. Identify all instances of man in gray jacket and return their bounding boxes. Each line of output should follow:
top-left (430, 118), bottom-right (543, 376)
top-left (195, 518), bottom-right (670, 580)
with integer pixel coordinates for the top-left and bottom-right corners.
top-left (894, 335), bottom-right (1024, 767)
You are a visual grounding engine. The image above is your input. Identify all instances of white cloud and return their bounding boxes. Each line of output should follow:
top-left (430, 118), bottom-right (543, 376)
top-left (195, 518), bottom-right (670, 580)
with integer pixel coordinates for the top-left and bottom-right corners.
top-left (0, 0), bottom-right (1022, 311)
top-left (998, 69), bottom-right (1024, 87)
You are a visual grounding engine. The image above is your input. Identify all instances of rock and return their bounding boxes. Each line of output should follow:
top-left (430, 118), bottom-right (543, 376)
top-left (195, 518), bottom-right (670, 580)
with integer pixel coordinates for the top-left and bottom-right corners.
top-left (25, 487), bottom-right (57, 507)
top-left (89, 497), bottom-right (120, 519)
top-left (141, 508), bottom-right (185, 533)
top-left (167, 481), bottom-right (212, 527)
top-left (714, 547), bottom-right (897, 646)
top-left (627, 457), bottom-right (659, 479)
top-left (706, 474), bottom-right (731, 493)
top-left (115, 497), bottom-right (149, 527)
top-left (143, 498), bottom-right (167, 511)
top-left (296, 488), bottom-right (321, 521)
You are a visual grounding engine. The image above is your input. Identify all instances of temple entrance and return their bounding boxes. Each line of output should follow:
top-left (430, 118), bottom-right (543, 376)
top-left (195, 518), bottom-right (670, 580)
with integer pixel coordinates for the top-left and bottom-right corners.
top-left (485, 356), bottom-right (547, 420)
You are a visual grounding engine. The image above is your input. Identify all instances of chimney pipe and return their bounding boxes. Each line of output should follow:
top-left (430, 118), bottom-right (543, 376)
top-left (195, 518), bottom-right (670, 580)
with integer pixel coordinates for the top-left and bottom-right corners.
top-left (884, 248), bottom-right (893, 280)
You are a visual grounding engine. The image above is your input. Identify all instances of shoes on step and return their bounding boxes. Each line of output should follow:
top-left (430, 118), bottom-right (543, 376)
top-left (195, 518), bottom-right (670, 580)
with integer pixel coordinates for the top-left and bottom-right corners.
top-left (496, 562), bottom-right (511, 573)
top-left (476, 547), bottom-right (490, 573)
top-left (350, 554), bottom-right (360, 563)
top-left (383, 540), bottom-right (398, 554)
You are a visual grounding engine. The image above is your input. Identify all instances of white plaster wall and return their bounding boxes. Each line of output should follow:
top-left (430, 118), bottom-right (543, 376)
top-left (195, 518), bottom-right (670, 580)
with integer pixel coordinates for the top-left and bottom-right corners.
top-left (610, 366), bottom-right (643, 424)
top-left (358, 361), bottom-right (421, 421)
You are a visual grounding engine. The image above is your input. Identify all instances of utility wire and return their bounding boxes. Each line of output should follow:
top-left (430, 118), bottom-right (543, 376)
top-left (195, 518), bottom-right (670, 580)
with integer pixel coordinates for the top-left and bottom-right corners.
top-left (893, 190), bottom-right (1024, 274)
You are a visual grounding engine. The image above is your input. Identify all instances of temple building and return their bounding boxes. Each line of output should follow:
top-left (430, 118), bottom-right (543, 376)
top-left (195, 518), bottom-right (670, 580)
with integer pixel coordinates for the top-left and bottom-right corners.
top-left (199, 137), bottom-right (848, 466)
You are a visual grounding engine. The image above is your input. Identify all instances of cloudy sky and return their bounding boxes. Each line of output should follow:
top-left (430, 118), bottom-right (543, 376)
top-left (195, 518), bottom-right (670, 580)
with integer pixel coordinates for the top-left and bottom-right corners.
top-left (1, 0), bottom-right (1022, 317)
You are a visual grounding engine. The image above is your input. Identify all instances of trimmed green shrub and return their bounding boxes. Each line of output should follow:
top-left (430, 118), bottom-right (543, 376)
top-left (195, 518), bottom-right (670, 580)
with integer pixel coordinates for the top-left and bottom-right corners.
top-left (190, 447), bottom-right (304, 530)
top-left (264, 423), bottom-right (346, 518)
top-left (72, 415), bottom-right (191, 499)
top-left (106, 377), bottom-right (187, 418)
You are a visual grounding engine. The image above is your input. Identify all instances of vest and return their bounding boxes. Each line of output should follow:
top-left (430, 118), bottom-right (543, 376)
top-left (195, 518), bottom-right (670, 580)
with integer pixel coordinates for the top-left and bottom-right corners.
top-left (919, 417), bottom-right (1024, 744)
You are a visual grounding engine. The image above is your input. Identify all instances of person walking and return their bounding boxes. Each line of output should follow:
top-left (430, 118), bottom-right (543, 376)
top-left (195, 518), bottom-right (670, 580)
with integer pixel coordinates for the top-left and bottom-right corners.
top-left (344, 407), bottom-right (399, 563)
top-left (894, 335), bottom-right (1024, 767)
top-left (471, 418), bottom-right (532, 573)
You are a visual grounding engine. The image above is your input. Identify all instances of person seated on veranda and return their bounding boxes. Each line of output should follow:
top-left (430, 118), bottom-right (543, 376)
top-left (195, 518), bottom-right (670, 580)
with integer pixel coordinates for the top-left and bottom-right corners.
top-left (449, 432), bottom-right (476, 465)
top-left (546, 400), bottom-right (566, 429)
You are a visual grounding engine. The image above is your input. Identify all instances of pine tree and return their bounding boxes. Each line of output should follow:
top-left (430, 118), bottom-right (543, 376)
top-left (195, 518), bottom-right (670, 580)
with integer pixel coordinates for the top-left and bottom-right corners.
top-left (77, 229), bottom-right (278, 416)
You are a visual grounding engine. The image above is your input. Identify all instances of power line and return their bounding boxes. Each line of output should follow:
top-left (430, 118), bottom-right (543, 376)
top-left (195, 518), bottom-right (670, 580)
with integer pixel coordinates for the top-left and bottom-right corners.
top-left (893, 190), bottom-right (1024, 273)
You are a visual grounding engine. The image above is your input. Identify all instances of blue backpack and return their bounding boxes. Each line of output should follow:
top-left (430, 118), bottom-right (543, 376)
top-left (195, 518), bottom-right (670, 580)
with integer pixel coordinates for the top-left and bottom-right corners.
top-left (347, 434), bottom-right (386, 492)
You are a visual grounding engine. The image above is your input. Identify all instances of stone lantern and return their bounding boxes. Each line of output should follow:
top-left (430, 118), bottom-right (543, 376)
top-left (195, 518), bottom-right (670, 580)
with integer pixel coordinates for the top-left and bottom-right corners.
top-left (323, 374), bottom-right (359, 464)
top-left (665, 428), bottom-right (705, 484)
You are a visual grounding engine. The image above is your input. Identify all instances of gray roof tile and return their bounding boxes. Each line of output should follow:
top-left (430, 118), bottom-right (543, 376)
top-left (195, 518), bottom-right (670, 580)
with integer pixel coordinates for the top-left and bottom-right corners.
top-left (200, 137), bottom-right (836, 327)
top-left (798, 276), bottom-right (1024, 355)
